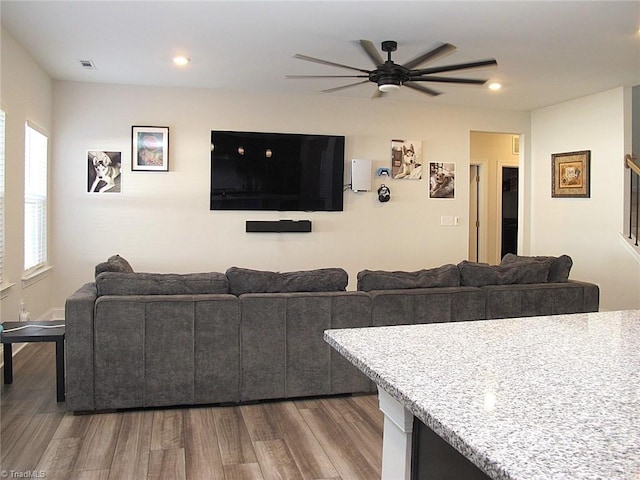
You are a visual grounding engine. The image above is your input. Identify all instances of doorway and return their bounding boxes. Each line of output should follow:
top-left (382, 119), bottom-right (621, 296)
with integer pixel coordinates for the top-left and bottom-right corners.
top-left (469, 132), bottom-right (520, 264)
top-left (501, 167), bottom-right (518, 258)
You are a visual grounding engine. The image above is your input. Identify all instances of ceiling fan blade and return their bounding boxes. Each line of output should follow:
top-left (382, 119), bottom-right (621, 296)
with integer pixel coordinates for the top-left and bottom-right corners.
top-left (286, 75), bottom-right (369, 79)
top-left (408, 76), bottom-right (488, 85)
top-left (359, 40), bottom-right (385, 66)
top-left (414, 59), bottom-right (498, 75)
top-left (402, 43), bottom-right (456, 70)
top-left (321, 80), bottom-right (370, 94)
top-left (293, 54), bottom-right (370, 74)
top-left (403, 82), bottom-right (442, 97)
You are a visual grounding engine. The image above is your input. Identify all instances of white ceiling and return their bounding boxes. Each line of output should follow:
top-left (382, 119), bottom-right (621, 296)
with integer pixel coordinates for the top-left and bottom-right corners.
top-left (2, 1), bottom-right (639, 111)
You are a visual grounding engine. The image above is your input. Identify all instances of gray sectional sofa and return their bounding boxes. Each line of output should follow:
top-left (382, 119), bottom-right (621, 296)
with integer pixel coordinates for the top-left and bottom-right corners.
top-left (65, 254), bottom-right (599, 412)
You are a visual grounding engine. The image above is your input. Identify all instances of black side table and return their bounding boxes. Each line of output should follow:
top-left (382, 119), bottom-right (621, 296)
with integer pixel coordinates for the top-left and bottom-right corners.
top-left (1, 320), bottom-right (66, 402)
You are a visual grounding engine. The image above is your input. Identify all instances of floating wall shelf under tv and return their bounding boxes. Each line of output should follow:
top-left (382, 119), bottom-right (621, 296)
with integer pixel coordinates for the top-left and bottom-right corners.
top-left (210, 130), bottom-right (345, 212)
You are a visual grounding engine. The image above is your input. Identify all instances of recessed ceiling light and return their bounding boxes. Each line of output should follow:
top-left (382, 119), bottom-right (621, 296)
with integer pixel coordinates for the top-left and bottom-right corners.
top-left (172, 56), bottom-right (191, 66)
top-left (488, 82), bottom-right (502, 91)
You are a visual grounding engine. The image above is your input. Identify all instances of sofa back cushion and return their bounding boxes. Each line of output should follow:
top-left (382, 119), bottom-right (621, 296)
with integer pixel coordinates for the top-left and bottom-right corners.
top-left (500, 253), bottom-right (573, 282)
top-left (96, 271), bottom-right (230, 296)
top-left (226, 267), bottom-right (348, 295)
top-left (95, 254), bottom-right (134, 278)
top-left (357, 264), bottom-right (460, 292)
top-left (458, 260), bottom-right (551, 287)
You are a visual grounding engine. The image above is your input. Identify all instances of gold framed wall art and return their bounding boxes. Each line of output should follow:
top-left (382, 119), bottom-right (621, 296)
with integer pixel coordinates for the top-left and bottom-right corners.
top-left (551, 150), bottom-right (590, 198)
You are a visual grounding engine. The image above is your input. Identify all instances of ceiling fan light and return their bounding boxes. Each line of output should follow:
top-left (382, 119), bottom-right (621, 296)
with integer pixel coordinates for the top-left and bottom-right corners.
top-left (378, 82), bottom-right (400, 93)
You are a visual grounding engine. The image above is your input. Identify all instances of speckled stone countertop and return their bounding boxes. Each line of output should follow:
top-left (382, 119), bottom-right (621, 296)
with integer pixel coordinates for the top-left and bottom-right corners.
top-left (324, 310), bottom-right (640, 480)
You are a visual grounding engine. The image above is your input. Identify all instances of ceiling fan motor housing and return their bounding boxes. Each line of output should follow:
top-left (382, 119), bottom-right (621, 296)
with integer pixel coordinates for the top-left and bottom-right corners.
top-left (371, 63), bottom-right (410, 89)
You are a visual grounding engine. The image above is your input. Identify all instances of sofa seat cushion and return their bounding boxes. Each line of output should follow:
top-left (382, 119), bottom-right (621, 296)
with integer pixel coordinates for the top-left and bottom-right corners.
top-left (96, 271), bottom-right (230, 296)
top-left (357, 264), bottom-right (460, 292)
top-left (500, 253), bottom-right (573, 282)
top-left (226, 267), bottom-right (348, 295)
top-left (94, 254), bottom-right (134, 278)
top-left (458, 260), bottom-right (552, 287)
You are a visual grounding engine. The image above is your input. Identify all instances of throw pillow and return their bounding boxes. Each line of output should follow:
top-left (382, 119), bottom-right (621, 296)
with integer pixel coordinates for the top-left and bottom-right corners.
top-left (497, 260), bottom-right (552, 284)
top-left (225, 267), bottom-right (348, 296)
top-left (356, 264), bottom-right (460, 292)
top-left (94, 254), bottom-right (134, 279)
top-left (500, 253), bottom-right (572, 282)
top-left (458, 260), bottom-right (552, 286)
top-left (96, 271), bottom-right (229, 296)
top-left (281, 268), bottom-right (349, 293)
top-left (458, 261), bottom-right (499, 287)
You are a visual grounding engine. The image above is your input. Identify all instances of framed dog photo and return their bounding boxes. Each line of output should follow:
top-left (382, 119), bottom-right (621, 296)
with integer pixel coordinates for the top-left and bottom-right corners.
top-left (551, 150), bottom-right (590, 198)
top-left (132, 126), bottom-right (169, 171)
top-left (87, 151), bottom-right (122, 193)
top-left (391, 139), bottom-right (422, 179)
top-left (429, 162), bottom-right (455, 198)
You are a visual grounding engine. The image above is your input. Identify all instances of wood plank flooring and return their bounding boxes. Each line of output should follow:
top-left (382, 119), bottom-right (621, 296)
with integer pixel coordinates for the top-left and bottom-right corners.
top-left (0, 343), bottom-right (383, 479)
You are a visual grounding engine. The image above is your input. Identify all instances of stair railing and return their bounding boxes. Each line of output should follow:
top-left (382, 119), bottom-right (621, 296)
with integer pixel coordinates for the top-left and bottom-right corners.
top-left (625, 154), bottom-right (639, 246)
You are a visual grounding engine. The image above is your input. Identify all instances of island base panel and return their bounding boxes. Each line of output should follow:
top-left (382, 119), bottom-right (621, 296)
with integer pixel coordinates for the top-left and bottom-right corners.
top-left (412, 418), bottom-right (491, 480)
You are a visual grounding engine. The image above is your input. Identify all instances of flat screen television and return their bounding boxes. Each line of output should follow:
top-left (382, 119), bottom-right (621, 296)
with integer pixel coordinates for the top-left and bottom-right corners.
top-left (210, 130), bottom-right (345, 211)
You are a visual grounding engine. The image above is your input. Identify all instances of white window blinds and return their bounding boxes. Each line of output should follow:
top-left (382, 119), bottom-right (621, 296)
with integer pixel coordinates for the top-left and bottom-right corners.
top-left (24, 122), bottom-right (48, 273)
top-left (0, 111), bottom-right (5, 283)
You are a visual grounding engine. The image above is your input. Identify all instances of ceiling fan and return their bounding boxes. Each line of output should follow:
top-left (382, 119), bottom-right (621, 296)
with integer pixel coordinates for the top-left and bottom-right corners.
top-left (287, 40), bottom-right (498, 98)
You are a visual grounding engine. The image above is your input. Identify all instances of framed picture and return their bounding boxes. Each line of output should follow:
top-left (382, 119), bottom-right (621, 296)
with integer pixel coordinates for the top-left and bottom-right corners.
top-left (551, 150), bottom-right (590, 198)
top-left (87, 151), bottom-right (122, 193)
top-left (132, 126), bottom-right (169, 171)
top-left (429, 162), bottom-right (455, 198)
top-left (391, 139), bottom-right (422, 179)
top-left (512, 135), bottom-right (520, 155)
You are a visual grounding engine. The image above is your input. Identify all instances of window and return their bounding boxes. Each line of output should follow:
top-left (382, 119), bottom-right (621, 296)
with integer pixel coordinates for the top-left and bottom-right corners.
top-left (24, 122), bottom-right (48, 274)
top-left (0, 110), bottom-right (5, 283)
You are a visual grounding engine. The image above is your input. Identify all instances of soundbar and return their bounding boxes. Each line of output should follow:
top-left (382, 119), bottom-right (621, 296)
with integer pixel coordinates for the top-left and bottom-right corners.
top-left (246, 220), bottom-right (312, 233)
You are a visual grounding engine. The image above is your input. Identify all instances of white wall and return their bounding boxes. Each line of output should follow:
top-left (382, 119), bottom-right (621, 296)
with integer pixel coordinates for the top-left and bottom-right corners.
top-left (531, 87), bottom-right (640, 310)
top-left (51, 81), bottom-right (530, 305)
top-left (0, 27), bottom-right (53, 320)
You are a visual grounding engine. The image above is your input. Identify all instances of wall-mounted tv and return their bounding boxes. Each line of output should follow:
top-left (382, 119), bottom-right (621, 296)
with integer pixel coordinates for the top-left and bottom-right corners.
top-left (210, 130), bottom-right (345, 212)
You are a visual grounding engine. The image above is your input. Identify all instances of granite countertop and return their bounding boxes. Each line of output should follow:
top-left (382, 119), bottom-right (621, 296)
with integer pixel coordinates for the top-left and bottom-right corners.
top-left (324, 310), bottom-right (640, 480)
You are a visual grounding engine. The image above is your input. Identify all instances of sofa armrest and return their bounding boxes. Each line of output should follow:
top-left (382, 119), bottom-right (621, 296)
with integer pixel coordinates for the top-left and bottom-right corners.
top-left (482, 280), bottom-right (600, 319)
top-left (566, 280), bottom-right (600, 312)
top-left (65, 282), bottom-right (98, 412)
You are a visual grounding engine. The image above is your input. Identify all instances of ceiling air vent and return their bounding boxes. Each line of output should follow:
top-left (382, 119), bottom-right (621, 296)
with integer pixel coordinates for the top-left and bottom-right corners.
top-left (79, 59), bottom-right (95, 69)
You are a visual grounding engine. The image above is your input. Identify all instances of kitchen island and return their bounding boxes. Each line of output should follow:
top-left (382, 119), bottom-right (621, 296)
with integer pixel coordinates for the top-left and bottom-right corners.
top-left (324, 310), bottom-right (640, 480)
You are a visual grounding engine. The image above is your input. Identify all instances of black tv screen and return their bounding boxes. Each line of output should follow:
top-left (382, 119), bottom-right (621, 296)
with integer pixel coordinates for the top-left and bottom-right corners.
top-left (210, 130), bottom-right (345, 211)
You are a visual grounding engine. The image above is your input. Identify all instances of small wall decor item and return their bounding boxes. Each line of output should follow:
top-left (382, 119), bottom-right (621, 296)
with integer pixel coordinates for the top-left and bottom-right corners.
top-left (87, 151), bottom-right (122, 193)
top-left (551, 150), bottom-right (590, 198)
top-left (429, 162), bottom-right (455, 198)
top-left (132, 126), bottom-right (169, 171)
top-left (391, 139), bottom-right (422, 179)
